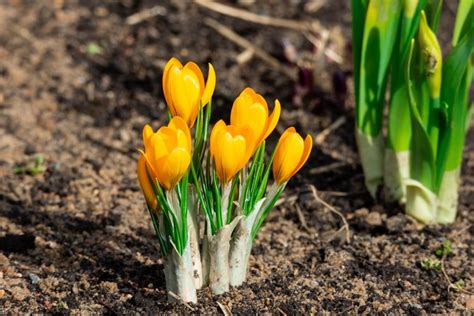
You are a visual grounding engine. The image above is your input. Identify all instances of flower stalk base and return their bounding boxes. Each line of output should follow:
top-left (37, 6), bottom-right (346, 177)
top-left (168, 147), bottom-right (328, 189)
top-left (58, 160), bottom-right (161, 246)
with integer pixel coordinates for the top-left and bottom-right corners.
top-left (405, 179), bottom-right (437, 224)
top-left (436, 169), bottom-right (460, 224)
top-left (229, 199), bottom-right (264, 287)
top-left (383, 149), bottom-right (409, 203)
top-left (355, 129), bottom-right (384, 198)
top-left (163, 244), bottom-right (197, 303)
top-left (206, 216), bottom-right (242, 295)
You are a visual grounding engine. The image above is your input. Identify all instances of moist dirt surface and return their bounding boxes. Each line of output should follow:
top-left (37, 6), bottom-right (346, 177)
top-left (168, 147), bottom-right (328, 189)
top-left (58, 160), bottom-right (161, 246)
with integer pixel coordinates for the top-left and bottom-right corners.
top-left (0, 1), bottom-right (473, 314)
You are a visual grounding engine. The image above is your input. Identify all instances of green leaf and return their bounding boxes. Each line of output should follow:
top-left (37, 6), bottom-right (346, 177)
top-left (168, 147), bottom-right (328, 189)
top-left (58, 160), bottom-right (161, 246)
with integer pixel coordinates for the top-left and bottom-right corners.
top-left (352, 0), bottom-right (368, 104)
top-left (252, 184), bottom-right (286, 239)
top-left (406, 40), bottom-right (436, 190)
top-left (436, 28), bottom-right (474, 187)
top-left (434, 239), bottom-right (452, 258)
top-left (424, 0), bottom-right (443, 32)
top-left (356, 0), bottom-right (402, 136)
top-left (387, 1), bottom-right (426, 151)
top-left (14, 154), bottom-right (46, 175)
top-left (452, 0), bottom-right (474, 46)
top-left (86, 42), bottom-right (103, 55)
top-left (420, 258), bottom-right (441, 271)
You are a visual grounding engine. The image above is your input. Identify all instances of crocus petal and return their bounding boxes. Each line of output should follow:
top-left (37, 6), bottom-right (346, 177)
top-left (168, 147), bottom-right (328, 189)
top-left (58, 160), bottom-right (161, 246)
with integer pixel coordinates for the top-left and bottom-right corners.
top-left (163, 58), bottom-right (183, 114)
top-left (137, 155), bottom-right (158, 210)
top-left (220, 133), bottom-right (246, 182)
top-left (201, 63), bottom-right (216, 107)
top-left (168, 116), bottom-right (192, 152)
top-left (184, 62), bottom-right (205, 96)
top-left (263, 99), bottom-right (281, 140)
top-left (168, 67), bottom-right (200, 126)
top-left (273, 128), bottom-right (307, 184)
top-left (159, 148), bottom-right (191, 190)
top-left (291, 134), bottom-right (313, 178)
top-left (210, 120), bottom-right (226, 158)
top-left (142, 124), bottom-right (154, 151)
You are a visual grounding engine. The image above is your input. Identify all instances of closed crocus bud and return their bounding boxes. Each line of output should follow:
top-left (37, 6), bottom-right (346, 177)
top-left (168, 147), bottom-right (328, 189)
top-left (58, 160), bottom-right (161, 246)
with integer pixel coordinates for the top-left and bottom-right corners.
top-left (418, 11), bottom-right (442, 98)
top-left (141, 116), bottom-right (192, 191)
top-left (230, 88), bottom-right (280, 152)
top-left (273, 127), bottom-right (312, 184)
top-left (162, 57), bottom-right (216, 127)
top-left (137, 155), bottom-right (158, 210)
top-left (210, 120), bottom-right (255, 184)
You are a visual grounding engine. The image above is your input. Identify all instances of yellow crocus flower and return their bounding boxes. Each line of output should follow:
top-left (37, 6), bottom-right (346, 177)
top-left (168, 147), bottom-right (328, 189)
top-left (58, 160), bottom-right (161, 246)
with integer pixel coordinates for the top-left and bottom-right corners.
top-left (230, 87), bottom-right (280, 152)
top-left (210, 120), bottom-right (255, 183)
top-left (162, 57), bottom-right (216, 127)
top-left (137, 155), bottom-right (158, 210)
top-left (272, 127), bottom-right (313, 184)
top-left (140, 116), bottom-right (192, 191)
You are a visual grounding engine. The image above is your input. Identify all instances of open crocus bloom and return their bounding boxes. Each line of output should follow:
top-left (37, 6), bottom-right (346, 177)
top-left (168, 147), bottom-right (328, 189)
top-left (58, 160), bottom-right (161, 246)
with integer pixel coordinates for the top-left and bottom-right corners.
top-left (141, 116), bottom-right (192, 190)
top-left (163, 57), bottom-right (216, 127)
top-left (210, 120), bottom-right (255, 183)
top-left (230, 87), bottom-right (280, 152)
top-left (272, 127), bottom-right (312, 184)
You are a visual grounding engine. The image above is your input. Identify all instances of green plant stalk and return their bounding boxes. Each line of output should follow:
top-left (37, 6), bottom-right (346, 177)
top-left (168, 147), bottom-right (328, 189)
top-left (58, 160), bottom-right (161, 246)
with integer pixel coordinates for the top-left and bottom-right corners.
top-left (405, 17), bottom-right (474, 224)
top-left (385, 0), bottom-right (426, 202)
top-left (198, 159), bottom-right (246, 294)
top-left (353, 0), bottom-right (402, 197)
top-left (351, 0), bottom-right (368, 105)
top-left (437, 54), bottom-right (473, 223)
top-left (452, 0), bottom-right (474, 46)
top-left (227, 143), bottom-right (276, 287)
top-left (229, 181), bottom-right (284, 287)
top-left (405, 39), bottom-right (437, 223)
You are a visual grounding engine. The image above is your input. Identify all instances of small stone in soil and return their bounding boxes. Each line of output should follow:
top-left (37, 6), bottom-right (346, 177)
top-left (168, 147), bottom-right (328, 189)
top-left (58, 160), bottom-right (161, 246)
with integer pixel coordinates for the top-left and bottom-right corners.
top-left (29, 273), bottom-right (41, 284)
top-left (367, 212), bottom-right (382, 226)
top-left (11, 286), bottom-right (31, 301)
top-left (466, 296), bottom-right (474, 310)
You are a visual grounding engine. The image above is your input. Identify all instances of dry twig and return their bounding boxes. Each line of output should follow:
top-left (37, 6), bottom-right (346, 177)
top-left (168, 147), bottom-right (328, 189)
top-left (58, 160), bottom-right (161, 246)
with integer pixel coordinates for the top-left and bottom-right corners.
top-left (315, 116), bottom-right (347, 145)
top-left (440, 255), bottom-right (474, 295)
top-left (167, 291), bottom-right (195, 311)
top-left (126, 5), bottom-right (167, 25)
top-left (204, 18), bottom-right (297, 81)
top-left (310, 185), bottom-right (350, 243)
top-left (310, 161), bottom-right (347, 175)
top-left (217, 301), bottom-right (232, 316)
top-left (195, 0), bottom-right (318, 32)
top-left (195, 0), bottom-right (343, 64)
top-left (295, 203), bottom-right (310, 231)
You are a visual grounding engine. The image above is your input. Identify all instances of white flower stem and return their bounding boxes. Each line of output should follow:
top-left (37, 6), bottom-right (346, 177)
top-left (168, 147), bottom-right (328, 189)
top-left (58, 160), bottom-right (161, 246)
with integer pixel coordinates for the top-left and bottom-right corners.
top-left (207, 216), bottom-right (242, 295)
top-left (163, 243), bottom-right (197, 303)
top-left (229, 199), bottom-right (265, 287)
top-left (383, 149), bottom-right (409, 203)
top-left (405, 179), bottom-right (437, 224)
top-left (187, 206), bottom-right (203, 289)
top-left (355, 129), bottom-right (384, 198)
top-left (436, 168), bottom-right (460, 224)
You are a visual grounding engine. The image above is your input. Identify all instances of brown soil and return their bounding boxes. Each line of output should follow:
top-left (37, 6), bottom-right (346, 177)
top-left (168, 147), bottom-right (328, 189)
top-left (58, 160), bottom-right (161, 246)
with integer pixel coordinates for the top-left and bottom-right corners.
top-left (0, 1), bottom-right (473, 314)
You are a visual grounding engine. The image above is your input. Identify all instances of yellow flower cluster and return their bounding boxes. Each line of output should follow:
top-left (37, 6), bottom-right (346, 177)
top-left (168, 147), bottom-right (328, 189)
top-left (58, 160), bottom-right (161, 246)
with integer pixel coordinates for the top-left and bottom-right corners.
top-left (137, 58), bottom-right (312, 209)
